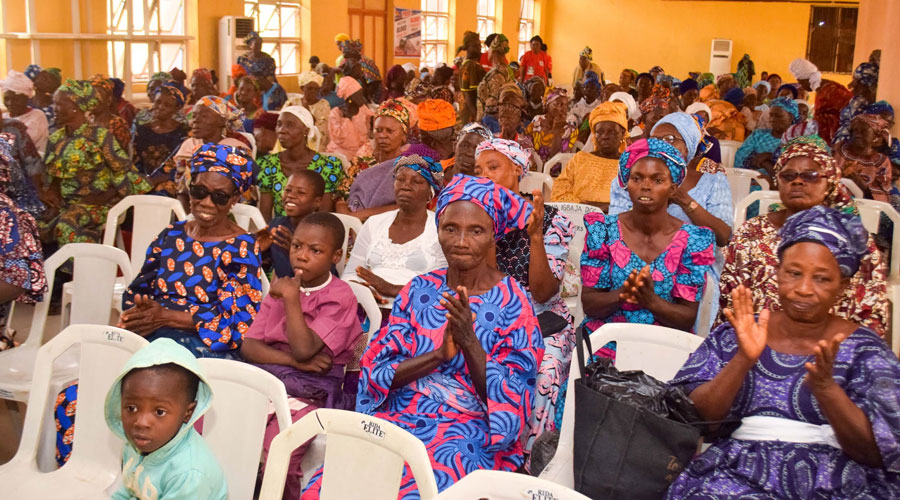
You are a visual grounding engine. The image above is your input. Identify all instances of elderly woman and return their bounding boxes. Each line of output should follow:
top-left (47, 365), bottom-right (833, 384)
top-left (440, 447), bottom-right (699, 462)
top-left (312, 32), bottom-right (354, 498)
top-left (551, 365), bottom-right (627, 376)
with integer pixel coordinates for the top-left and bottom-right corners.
top-left (834, 113), bottom-right (893, 202)
top-left (570, 71), bottom-right (603, 142)
top-left (120, 143), bottom-right (262, 358)
top-left (325, 76), bottom-right (373, 159)
top-left (25, 65), bottom-right (62, 130)
top-left (235, 75), bottom-right (264, 129)
top-left (686, 102), bottom-right (722, 163)
top-left (0, 70), bottom-right (49, 153)
top-left (189, 68), bottom-right (219, 105)
top-left (257, 106), bottom-right (343, 220)
top-left (343, 149), bottom-right (447, 310)
top-left (384, 64), bottom-right (407, 100)
top-left (445, 123), bottom-right (492, 178)
top-left (41, 79), bottom-right (149, 246)
top-left (351, 98), bottom-right (411, 173)
top-left (526, 87), bottom-right (578, 164)
top-left (238, 31), bottom-right (277, 80)
top-left (89, 74), bottom-right (131, 150)
top-left (718, 142), bottom-right (889, 335)
top-left (572, 46), bottom-right (603, 88)
top-left (833, 62), bottom-right (879, 146)
top-left (0, 119), bottom-right (44, 218)
top-left (473, 138), bottom-right (575, 451)
top-left (666, 206), bottom-right (900, 499)
top-left (131, 82), bottom-right (190, 176)
top-left (733, 97), bottom-right (797, 175)
top-left (639, 85), bottom-right (677, 138)
top-left (418, 98), bottom-right (457, 160)
top-left (303, 174), bottom-right (543, 498)
top-left (297, 71), bottom-right (330, 145)
top-left (582, 138), bottom-right (715, 347)
top-left (552, 101), bottom-right (628, 210)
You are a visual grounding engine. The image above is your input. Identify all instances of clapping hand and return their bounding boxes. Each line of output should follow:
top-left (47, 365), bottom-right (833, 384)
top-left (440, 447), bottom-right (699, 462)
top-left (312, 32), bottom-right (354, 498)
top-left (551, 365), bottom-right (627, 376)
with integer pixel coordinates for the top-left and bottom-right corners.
top-left (805, 335), bottom-right (844, 393)
top-left (722, 286), bottom-right (769, 363)
top-left (619, 266), bottom-right (655, 307)
top-left (441, 286), bottom-right (477, 357)
top-left (118, 294), bottom-right (166, 336)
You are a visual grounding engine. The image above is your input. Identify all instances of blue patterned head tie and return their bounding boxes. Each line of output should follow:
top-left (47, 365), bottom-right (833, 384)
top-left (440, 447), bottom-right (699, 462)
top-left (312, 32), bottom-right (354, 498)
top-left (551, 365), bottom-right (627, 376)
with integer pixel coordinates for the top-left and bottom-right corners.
top-left (393, 144), bottom-right (444, 192)
top-left (190, 143), bottom-right (256, 194)
top-left (458, 122), bottom-right (493, 143)
top-left (475, 138), bottom-right (531, 179)
top-left (24, 64), bottom-right (42, 81)
top-left (853, 62), bottom-right (879, 88)
top-left (157, 82), bottom-right (187, 108)
top-left (770, 96), bottom-right (800, 123)
top-left (244, 31), bottom-right (261, 44)
top-left (865, 100), bottom-right (894, 118)
top-left (777, 206), bottom-right (868, 278)
top-left (436, 174), bottom-right (533, 240)
top-left (652, 112), bottom-right (702, 161)
top-left (617, 137), bottom-right (687, 188)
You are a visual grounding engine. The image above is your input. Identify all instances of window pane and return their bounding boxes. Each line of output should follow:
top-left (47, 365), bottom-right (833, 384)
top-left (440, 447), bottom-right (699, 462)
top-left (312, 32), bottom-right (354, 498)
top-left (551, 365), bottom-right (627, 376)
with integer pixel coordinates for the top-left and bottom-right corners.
top-left (280, 43), bottom-right (300, 73)
top-left (807, 6), bottom-right (857, 73)
top-left (280, 6), bottom-right (299, 37)
top-left (160, 43), bottom-right (185, 73)
top-left (259, 4), bottom-right (280, 37)
top-left (160, 0), bottom-right (185, 35)
top-left (437, 17), bottom-right (448, 39)
top-left (130, 42), bottom-right (152, 80)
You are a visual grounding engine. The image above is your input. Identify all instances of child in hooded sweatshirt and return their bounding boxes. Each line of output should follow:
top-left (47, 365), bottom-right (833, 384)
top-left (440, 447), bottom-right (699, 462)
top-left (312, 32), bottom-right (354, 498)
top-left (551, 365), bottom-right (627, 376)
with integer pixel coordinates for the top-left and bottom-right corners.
top-left (105, 338), bottom-right (227, 500)
top-left (241, 212), bottom-right (363, 500)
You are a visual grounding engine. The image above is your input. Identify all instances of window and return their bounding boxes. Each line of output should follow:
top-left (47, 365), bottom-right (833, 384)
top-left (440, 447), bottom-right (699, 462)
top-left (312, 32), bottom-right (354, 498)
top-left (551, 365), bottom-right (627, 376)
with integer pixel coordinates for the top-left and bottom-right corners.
top-left (244, 0), bottom-right (301, 75)
top-left (477, 0), bottom-right (496, 49)
top-left (107, 0), bottom-right (188, 82)
top-left (806, 6), bottom-right (857, 73)
top-left (421, 0), bottom-right (449, 69)
top-left (518, 0), bottom-right (535, 57)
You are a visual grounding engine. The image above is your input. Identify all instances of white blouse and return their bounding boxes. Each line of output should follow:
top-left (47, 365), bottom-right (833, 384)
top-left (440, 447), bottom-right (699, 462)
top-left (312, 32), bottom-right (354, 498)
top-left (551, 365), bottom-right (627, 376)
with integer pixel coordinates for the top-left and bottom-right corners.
top-left (341, 209), bottom-right (447, 306)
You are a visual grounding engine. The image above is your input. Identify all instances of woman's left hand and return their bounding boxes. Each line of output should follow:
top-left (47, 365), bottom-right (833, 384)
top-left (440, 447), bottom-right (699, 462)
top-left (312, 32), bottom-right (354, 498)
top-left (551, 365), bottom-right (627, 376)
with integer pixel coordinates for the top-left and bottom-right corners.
top-left (118, 294), bottom-right (168, 336)
top-left (527, 189), bottom-right (545, 241)
top-left (805, 335), bottom-right (845, 393)
top-left (441, 286), bottom-right (478, 350)
top-left (356, 267), bottom-right (400, 301)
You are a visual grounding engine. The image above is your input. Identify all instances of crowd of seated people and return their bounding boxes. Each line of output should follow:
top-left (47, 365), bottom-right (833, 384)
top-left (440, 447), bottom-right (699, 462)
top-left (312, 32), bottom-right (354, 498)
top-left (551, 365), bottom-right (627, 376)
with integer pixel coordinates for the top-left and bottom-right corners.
top-left (0, 24), bottom-right (898, 499)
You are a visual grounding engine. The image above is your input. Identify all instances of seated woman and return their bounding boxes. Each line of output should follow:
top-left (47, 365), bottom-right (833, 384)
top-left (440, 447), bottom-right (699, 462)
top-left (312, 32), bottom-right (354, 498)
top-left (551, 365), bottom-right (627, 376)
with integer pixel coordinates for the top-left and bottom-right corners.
top-left (89, 74), bottom-right (132, 150)
top-left (707, 99), bottom-right (747, 142)
top-left (581, 138), bottom-right (715, 351)
top-left (257, 106), bottom-right (343, 220)
top-left (551, 101), bottom-right (628, 211)
top-left (834, 113), bottom-right (892, 202)
top-left (685, 101), bottom-right (722, 163)
top-left (473, 138), bottom-right (575, 452)
top-left (234, 76), bottom-right (264, 132)
top-left (325, 76), bottom-right (374, 159)
top-left (119, 144), bottom-right (263, 359)
top-left (734, 96), bottom-right (798, 178)
top-left (41, 79), bottom-right (150, 247)
top-left (342, 149), bottom-right (447, 310)
top-left (444, 123), bottom-right (492, 178)
top-left (666, 206), bottom-right (900, 499)
top-left (131, 82), bottom-right (190, 176)
top-left (718, 142), bottom-right (889, 335)
top-left (302, 174), bottom-right (544, 498)
top-left (297, 71), bottom-right (330, 145)
top-left (525, 87), bottom-right (578, 164)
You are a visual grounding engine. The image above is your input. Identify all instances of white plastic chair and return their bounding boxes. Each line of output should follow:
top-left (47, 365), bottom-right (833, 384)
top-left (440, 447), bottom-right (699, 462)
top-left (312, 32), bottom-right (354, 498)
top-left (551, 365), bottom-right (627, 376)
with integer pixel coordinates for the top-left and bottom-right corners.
top-left (0, 243), bottom-right (133, 404)
top-left (436, 469), bottom-right (591, 500)
top-left (521, 172), bottom-right (553, 200)
top-left (539, 323), bottom-right (704, 488)
top-left (854, 199), bottom-right (900, 354)
top-left (726, 169), bottom-right (770, 209)
top-left (732, 190), bottom-right (781, 229)
top-left (543, 152), bottom-right (575, 178)
top-left (0, 325), bottom-right (148, 499)
top-left (332, 212), bottom-right (363, 274)
top-left (695, 272), bottom-right (718, 338)
top-left (530, 150), bottom-right (544, 173)
top-left (57, 243), bottom-right (135, 331)
top-left (718, 140), bottom-right (741, 169)
top-left (547, 202), bottom-right (603, 327)
top-left (231, 203), bottom-right (268, 232)
top-left (197, 358), bottom-right (292, 500)
top-left (840, 178), bottom-right (865, 198)
top-left (259, 408), bottom-right (439, 500)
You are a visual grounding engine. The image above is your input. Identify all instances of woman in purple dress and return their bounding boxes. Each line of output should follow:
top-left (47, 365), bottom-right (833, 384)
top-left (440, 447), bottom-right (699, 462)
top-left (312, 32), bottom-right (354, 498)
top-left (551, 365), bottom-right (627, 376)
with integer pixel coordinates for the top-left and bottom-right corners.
top-left (666, 205), bottom-right (900, 499)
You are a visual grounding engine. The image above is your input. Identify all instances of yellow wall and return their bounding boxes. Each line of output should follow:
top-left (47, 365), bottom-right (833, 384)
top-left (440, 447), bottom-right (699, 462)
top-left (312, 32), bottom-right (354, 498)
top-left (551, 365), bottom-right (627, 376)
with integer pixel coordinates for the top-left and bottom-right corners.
top-left (542, 0), bottom-right (855, 89)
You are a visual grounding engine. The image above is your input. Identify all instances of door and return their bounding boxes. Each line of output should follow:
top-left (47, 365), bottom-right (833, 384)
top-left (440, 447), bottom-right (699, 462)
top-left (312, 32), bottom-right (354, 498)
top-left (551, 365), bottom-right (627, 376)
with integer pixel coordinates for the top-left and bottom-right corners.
top-left (348, 0), bottom-right (388, 76)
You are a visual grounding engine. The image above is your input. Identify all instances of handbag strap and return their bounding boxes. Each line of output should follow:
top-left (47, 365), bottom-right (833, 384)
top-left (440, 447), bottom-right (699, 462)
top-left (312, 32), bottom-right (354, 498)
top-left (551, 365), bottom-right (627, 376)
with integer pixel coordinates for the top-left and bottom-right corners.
top-left (575, 325), bottom-right (592, 378)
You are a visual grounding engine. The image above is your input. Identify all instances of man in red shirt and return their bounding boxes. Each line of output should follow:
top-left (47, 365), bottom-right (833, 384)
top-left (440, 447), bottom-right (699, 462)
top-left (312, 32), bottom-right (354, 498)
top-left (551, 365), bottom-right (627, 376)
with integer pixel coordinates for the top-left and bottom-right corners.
top-left (519, 35), bottom-right (551, 84)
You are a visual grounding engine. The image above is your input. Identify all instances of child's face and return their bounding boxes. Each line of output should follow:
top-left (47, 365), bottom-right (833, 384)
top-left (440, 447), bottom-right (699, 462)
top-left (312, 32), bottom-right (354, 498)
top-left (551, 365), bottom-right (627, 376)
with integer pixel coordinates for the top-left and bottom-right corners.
top-left (289, 223), bottom-right (341, 282)
top-left (120, 369), bottom-right (197, 454)
top-left (282, 175), bottom-right (322, 218)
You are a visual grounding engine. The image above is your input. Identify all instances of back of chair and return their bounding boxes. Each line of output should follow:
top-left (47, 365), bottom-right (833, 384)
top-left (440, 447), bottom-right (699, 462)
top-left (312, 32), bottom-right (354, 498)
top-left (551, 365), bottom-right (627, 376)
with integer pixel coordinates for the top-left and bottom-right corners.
top-left (732, 190), bottom-right (781, 229)
top-left (695, 272), bottom-right (717, 338)
top-left (102, 195), bottom-right (188, 273)
top-left (839, 178), bottom-right (865, 198)
top-left (346, 282), bottom-right (383, 368)
top-left (521, 172), bottom-right (553, 200)
top-left (198, 359), bottom-right (291, 500)
top-left (13, 326), bottom-right (147, 473)
top-left (726, 169), bottom-right (770, 209)
top-left (231, 203), bottom-right (268, 233)
top-left (547, 202), bottom-right (603, 327)
top-left (332, 213), bottom-right (363, 274)
top-left (856, 199), bottom-right (900, 281)
top-left (543, 152), bottom-right (575, 178)
top-left (718, 140), bottom-right (741, 169)
top-left (436, 469), bottom-right (591, 500)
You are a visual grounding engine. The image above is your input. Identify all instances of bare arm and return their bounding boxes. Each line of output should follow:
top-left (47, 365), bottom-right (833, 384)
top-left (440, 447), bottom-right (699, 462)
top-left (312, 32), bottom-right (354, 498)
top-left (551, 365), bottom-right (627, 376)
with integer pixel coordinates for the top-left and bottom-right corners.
top-left (581, 286), bottom-right (624, 321)
top-left (259, 192), bottom-right (275, 223)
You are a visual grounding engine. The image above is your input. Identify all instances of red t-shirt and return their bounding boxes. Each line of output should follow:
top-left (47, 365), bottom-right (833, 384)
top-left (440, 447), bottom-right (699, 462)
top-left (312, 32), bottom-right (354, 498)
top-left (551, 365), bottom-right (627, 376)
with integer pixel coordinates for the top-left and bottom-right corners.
top-left (519, 51), bottom-right (552, 82)
top-left (480, 52), bottom-right (509, 72)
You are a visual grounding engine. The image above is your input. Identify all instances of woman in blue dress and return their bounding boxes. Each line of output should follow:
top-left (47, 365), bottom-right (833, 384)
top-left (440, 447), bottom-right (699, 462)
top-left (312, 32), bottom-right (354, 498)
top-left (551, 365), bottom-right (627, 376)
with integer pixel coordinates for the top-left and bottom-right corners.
top-left (666, 206), bottom-right (900, 499)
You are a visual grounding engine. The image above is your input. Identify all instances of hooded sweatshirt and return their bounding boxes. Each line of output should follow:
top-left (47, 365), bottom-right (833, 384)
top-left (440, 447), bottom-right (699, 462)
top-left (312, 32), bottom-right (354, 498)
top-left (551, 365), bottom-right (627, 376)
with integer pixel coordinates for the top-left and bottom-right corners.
top-left (104, 338), bottom-right (227, 500)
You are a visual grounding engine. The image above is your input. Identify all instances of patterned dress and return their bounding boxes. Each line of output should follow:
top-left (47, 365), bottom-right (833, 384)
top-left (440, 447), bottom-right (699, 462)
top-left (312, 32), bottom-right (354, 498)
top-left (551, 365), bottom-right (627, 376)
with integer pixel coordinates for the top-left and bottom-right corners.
top-left (41, 123), bottom-right (150, 246)
top-left (717, 214), bottom-right (889, 335)
top-left (0, 190), bottom-right (46, 346)
top-left (256, 152), bottom-right (345, 217)
top-left (131, 122), bottom-right (190, 175)
top-left (733, 128), bottom-right (782, 171)
top-left (551, 152), bottom-right (620, 204)
top-left (0, 122), bottom-right (44, 218)
top-left (525, 115), bottom-right (579, 164)
top-left (665, 324), bottom-right (900, 499)
top-left (302, 269), bottom-right (544, 498)
top-left (494, 206), bottom-right (575, 451)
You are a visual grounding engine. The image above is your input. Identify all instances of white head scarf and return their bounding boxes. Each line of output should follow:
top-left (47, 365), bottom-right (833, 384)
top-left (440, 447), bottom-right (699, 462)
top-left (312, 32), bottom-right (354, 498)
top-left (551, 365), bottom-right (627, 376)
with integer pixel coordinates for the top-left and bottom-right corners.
top-left (609, 91), bottom-right (640, 122)
top-left (279, 105), bottom-right (321, 151)
top-left (788, 58), bottom-right (822, 91)
top-left (0, 70), bottom-right (35, 98)
top-left (297, 71), bottom-right (324, 88)
top-left (686, 102), bottom-right (714, 123)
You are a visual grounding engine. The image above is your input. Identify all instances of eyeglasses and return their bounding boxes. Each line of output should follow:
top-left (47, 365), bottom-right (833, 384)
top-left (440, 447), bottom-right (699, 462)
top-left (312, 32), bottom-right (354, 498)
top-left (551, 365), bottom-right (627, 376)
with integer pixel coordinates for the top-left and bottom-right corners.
top-left (657, 134), bottom-right (685, 145)
top-left (777, 170), bottom-right (823, 183)
top-left (189, 184), bottom-right (234, 206)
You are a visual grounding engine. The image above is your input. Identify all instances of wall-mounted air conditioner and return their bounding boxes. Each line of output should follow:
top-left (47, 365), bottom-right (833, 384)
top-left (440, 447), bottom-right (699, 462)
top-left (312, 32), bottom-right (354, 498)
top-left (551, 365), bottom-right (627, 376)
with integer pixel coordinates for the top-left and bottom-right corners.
top-left (709, 39), bottom-right (733, 77)
top-left (218, 16), bottom-right (255, 93)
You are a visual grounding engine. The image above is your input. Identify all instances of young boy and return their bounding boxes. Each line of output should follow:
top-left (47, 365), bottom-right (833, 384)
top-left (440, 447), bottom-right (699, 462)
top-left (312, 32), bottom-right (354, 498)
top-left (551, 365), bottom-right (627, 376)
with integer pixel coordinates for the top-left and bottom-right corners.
top-left (257, 170), bottom-right (325, 278)
top-left (241, 212), bottom-right (363, 500)
top-left (104, 338), bottom-right (227, 500)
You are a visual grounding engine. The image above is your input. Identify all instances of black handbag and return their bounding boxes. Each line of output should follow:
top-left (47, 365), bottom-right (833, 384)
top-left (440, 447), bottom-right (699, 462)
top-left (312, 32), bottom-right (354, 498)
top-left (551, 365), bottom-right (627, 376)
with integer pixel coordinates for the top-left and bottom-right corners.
top-left (571, 327), bottom-right (703, 500)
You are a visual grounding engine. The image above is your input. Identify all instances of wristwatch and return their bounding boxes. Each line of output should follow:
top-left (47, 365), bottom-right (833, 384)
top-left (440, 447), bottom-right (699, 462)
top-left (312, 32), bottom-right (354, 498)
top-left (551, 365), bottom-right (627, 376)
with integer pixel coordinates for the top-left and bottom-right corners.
top-left (685, 200), bottom-right (699, 214)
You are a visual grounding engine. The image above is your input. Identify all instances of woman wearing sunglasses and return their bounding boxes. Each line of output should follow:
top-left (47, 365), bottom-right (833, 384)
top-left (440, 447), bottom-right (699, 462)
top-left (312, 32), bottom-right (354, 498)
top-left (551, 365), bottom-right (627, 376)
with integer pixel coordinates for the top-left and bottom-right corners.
top-left (717, 142), bottom-right (889, 336)
top-left (118, 143), bottom-right (264, 359)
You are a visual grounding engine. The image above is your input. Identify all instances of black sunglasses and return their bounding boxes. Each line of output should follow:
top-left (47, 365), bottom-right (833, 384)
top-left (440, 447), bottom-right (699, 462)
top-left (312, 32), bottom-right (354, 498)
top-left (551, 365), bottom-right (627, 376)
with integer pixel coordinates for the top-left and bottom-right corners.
top-left (777, 170), bottom-right (823, 183)
top-left (189, 184), bottom-right (234, 206)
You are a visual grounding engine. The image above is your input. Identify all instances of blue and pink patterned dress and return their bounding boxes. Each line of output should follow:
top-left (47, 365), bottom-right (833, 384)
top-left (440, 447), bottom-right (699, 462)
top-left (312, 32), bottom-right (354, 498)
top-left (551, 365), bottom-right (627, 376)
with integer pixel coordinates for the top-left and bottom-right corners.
top-left (301, 269), bottom-right (544, 498)
top-left (665, 323), bottom-right (900, 499)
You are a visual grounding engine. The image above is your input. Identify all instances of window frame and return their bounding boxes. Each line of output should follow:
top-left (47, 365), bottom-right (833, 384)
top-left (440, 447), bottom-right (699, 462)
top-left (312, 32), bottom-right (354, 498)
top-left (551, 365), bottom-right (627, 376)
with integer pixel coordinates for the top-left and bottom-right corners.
top-left (244, 0), bottom-right (302, 76)
top-left (805, 5), bottom-right (857, 74)
top-left (518, 0), bottom-right (535, 58)
top-left (421, 0), bottom-right (450, 69)
top-left (476, 0), bottom-right (496, 50)
top-left (106, 0), bottom-right (190, 84)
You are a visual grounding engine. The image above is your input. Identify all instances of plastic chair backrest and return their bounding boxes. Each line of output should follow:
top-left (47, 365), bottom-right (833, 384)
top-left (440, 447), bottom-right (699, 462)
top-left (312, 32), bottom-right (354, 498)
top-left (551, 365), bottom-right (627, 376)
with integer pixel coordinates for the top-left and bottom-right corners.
top-left (530, 150), bottom-right (543, 172)
top-left (726, 169), bottom-right (769, 209)
top-left (231, 203), bottom-right (268, 233)
top-left (197, 358), bottom-right (291, 500)
top-left (855, 199), bottom-right (900, 281)
top-left (543, 152), bottom-right (575, 178)
top-left (259, 408), bottom-right (439, 500)
top-left (547, 202), bottom-right (603, 318)
top-left (11, 325), bottom-right (148, 473)
top-left (102, 195), bottom-right (188, 272)
top-left (718, 140), bottom-right (741, 169)
top-left (25, 244), bottom-right (133, 349)
top-left (695, 272), bottom-right (717, 338)
top-left (346, 282), bottom-right (383, 363)
top-left (436, 469), bottom-right (591, 500)
top-left (521, 172), bottom-right (553, 200)
top-left (840, 178), bottom-right (865, 198)
top-left (732, 190), bottom-right (781, 229)
top-left (331, 213), bottom-right (363, 274)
